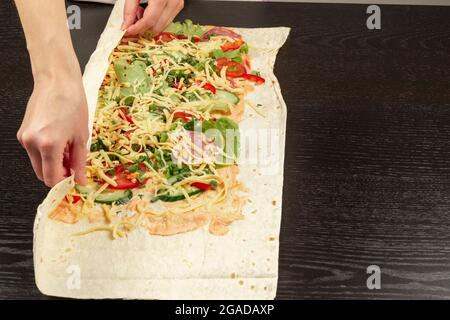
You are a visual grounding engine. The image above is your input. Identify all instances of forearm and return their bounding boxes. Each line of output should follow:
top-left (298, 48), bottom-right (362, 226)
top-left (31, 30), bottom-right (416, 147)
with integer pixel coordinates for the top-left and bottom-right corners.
top-left (14, 0), bottom-right (81, 82)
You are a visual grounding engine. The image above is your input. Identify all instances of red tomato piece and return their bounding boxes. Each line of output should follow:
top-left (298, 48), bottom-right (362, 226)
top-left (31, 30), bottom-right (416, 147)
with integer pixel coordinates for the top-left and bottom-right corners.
top-left (173, 111), bottom-right (193, 122)
top-left (176, 34), bottom-right (188, 40)
top-left (216, 58), bottom-right (246, 78)
top-left (202, 82), bottom-right (216, 94)
top-left (242, 73), bottom-right (266, 85)
top-left (154, 32), bottom-right (176, 43)
top-left (108, 163), bottom-right (148, 190)
top-left (191, 182), bottom-right (212, 191)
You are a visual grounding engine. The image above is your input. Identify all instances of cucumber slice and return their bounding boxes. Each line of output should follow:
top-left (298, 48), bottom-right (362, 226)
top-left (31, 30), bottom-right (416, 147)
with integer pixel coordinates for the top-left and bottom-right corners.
top-left (95, 189), bottom-right (132, 205)
top-left (204, 90), bottom-right (240, 113)
top-left (152, 188), bottom-right (203, 203)
top-left (170, 95), bottom-right (181, 104)
top-left (207, 100), bottom-right (231, 113)
top-left (75, 184), bottom-right (132, 205)
top-left (215, 90), bottom-right (239, 104)
top-left (75, 184), bottom-right (96, 194)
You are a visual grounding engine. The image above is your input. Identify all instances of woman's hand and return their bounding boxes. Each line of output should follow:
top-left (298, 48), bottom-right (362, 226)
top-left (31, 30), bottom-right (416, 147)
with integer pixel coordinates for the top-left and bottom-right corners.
top-left (17, 72), bottom-right (89, 187)
top-left (17, 70), bottom-right (89, 188)
top-left (122, 0), bottom-right (184, 36)
top-left (15, 0), bottom-right (89, 187)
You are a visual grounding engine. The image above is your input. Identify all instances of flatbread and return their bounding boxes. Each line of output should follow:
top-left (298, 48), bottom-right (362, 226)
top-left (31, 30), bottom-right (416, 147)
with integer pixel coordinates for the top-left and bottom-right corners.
top-left (33, 0), bottom-right (290, 299)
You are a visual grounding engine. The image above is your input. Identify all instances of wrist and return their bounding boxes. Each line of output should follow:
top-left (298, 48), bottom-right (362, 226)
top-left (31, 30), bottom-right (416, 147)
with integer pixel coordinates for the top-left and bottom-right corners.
top-left (29, 38), bottom-right (81, 83)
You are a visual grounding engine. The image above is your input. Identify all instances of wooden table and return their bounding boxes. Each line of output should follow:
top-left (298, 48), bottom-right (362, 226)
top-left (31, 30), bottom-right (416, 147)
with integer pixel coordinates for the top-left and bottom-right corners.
top-left (1, 0), bottom-right (450, 299)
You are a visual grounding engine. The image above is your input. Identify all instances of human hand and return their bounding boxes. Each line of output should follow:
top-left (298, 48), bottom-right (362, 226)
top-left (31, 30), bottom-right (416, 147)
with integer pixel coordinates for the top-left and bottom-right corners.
top-left (122, 0), bottom-right (184, 36)
top-left (17, 72), bottom-right (89, 188)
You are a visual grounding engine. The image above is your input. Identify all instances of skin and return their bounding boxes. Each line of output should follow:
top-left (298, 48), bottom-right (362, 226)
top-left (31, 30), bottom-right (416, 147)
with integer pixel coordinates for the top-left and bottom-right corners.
top-left (15, 0), bottom-right (183, 187)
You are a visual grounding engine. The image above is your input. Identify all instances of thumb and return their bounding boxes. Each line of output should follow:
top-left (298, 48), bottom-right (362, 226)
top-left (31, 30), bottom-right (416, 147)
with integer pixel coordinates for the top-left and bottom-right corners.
top-left (122, 0), bottom-right (140, 30)
top-left (70, 140), bottom-right (88, 186)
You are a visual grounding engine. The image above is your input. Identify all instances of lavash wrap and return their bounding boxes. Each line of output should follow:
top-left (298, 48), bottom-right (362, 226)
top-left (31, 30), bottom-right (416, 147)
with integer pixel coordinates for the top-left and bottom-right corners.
top-left (33, 0), bottom-right (290, 299)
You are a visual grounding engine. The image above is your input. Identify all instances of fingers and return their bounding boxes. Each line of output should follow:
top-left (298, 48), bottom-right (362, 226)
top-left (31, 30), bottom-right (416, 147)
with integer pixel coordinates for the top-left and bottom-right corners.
top-left (19, 131), bottom-right (43, 181)
top-left (70, 140), bottom-right (88, 186)
top-left (137, 6), bottom-right (144, 20)
top-left (125, 0), bottom-right (167, 36)
top-left (41, 142), bottom-right (67, 188)
top-left (25, 146), bottom-right (44, 182)
top-left (152, 0), bottom-right (184, 35)
top-left (122, 0), bottom-right (140, 30)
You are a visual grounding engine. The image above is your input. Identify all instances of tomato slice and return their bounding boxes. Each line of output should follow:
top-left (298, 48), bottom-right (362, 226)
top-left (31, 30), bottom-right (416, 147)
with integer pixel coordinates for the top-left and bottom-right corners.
top-left (154, 32), bottom-right (176, 43)
top-left (202, 82), bottom-right (216, 94)
top-left (191, 182), bottom-right (212, 191)
top-left (221, 39), bottom-right (244, 52)
top-left (173, 111), bottom-right (193, 122)
top-left (193, 37), bottom-right (201, 43)
top-left (108, 163), bottom-right (148, 190)
top-left (216, 58), bottom-right (246, 78)
top-left (202, 27), bottom-right (242, 40)
top-left (119, 107), bottom-right (134, 124)
top-left (242, 73), bottom-right (265, 85)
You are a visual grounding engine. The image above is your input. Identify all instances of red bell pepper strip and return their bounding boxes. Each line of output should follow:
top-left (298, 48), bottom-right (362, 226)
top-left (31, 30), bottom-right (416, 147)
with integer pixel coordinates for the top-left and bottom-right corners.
top-left (202, 82), bottom-right (216, 94)
top-left (221, 39), bottom-right (244, 52)
top-left (173, 79), bottom-right (183, 90)
top-left (66, 195), bottom-right (81, 204)
top-left (173, 111), bottom-right (193, 122)
top-left (154, 32), bottom-right (176, 43)
top-left (191, 182), bottom-right (212, 191)
top-left (176, 34), bottom-right (188, 40)
top-left (242, 73), bottom-right (265, 85)
top-left (119, 107), bottom-right (134, 124)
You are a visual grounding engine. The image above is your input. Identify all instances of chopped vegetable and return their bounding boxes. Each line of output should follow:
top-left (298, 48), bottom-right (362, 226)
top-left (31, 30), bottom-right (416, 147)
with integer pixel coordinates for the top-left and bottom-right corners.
top-left (242, 73), bottom-right (265, 85)
top-left (215, 58), bottom-right (246, 78)
top-left (202, 82), bottom-right (216, 94)
top-left (221, 39), bottom-right (244, 52)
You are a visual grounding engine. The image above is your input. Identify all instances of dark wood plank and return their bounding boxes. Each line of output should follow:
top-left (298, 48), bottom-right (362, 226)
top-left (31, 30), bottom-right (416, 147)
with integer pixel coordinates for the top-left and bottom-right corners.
top-left (1, 0), bottom-right (450, 299)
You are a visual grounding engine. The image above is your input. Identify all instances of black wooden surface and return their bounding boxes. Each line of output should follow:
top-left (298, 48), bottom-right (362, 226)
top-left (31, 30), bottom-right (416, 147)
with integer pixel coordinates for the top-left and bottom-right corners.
top-left (1, 0), bottom-right (450, 300)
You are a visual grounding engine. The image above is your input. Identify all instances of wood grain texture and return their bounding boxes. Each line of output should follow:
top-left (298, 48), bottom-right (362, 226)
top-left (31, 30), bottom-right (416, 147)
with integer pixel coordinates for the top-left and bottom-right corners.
top-left (1, 0), bottom-right (450, 299)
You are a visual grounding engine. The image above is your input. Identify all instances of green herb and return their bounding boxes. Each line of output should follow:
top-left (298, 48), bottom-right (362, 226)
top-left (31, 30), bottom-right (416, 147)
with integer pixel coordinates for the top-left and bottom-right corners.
top-left (123, 96), bottom-right (135, 106)
top-left (183, 118), bottom-right (199, 131)
top-left (210, 49), bottom-right (242, 62)
top-left (159, 132), bottom-right (169, 143)
top-left (131, 144), bottom-right (140, 152)
top-left (137, 170), bottom-right (146, 183)
top-left (90, 138), bottom-right (108, 152)
top-left (180, 56), bottom-right (198, 66)
top-left (210, 180), bottom-right (219, 190)
top-left (240, 43), bottom-right (249, 54)
top-left (127, 163), bottom-right (139, 173)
